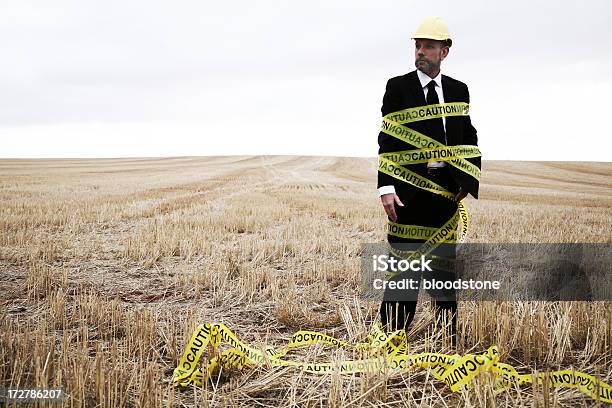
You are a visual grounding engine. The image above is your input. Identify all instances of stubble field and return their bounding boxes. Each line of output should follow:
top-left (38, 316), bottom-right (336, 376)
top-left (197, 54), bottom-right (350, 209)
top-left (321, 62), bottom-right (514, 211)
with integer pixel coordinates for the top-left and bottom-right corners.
top-left (0, 156), bottom-right (610, 407)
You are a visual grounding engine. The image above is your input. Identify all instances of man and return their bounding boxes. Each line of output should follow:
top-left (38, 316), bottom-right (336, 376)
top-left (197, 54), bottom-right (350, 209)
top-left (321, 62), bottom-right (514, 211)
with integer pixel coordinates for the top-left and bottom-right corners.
top-left (376, 17), bottom-right (481, 346)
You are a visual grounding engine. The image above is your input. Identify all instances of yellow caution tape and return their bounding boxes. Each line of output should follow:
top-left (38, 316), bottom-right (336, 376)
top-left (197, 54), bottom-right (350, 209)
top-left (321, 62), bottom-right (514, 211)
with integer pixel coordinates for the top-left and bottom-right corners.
top-left (381, 200), bottom-right (467, 272)
top-left (173, 323), bottom-right (612, 403)
top-left (172, 322), bottom-right (408, 386)
top-left (379, 117), bottom-right (481, 180)
top-left (380, 145), bottom-right (481, 166)
top-left (384, 102), bottom-right (469, 124)
top-left (378, 157), bottom-right (455, 200)
top-left (387, 221), bottom-right (458, 241)
top-left (378, 102), bottom-right (479, 269)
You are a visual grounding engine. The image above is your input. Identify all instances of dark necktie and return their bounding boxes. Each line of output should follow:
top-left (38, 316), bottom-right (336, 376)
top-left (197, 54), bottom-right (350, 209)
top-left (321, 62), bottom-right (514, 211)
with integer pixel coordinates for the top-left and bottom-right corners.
top-left (426, 80), bottom-right (446, 144)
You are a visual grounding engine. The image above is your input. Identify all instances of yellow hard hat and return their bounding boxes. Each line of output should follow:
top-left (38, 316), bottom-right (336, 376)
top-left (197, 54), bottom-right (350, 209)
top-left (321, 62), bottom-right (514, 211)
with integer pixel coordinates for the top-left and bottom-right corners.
top-left (411, 17), bottom-right (452, 46)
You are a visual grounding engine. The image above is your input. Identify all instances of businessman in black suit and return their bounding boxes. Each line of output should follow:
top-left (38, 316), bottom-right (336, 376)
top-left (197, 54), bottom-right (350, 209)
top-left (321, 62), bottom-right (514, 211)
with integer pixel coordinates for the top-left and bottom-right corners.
top-left (377, 17), bottom-right (480, 346)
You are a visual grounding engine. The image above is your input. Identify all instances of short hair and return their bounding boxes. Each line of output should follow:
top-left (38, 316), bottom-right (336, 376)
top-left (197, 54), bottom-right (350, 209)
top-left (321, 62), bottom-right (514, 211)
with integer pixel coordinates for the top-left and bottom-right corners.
top-left (414, 38), bottom-right (452, 48)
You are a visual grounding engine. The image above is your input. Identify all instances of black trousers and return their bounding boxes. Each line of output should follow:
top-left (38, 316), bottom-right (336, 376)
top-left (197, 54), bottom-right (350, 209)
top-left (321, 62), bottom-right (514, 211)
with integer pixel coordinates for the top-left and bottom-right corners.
top-left (379, 166), bottom-right (459, 344)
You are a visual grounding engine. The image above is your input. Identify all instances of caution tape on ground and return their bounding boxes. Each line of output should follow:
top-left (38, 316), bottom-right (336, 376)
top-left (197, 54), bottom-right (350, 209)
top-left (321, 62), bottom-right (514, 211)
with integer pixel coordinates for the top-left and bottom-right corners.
top-left (172, 322), bottom-right (612, 403)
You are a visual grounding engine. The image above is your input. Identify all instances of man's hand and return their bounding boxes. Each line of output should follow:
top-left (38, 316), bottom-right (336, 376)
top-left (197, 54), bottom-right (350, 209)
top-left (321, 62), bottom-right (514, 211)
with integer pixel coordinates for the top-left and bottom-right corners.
top-left (381, 193), bottom-right (404, 222)
top-left (454, 188), bottom-right (468, 203)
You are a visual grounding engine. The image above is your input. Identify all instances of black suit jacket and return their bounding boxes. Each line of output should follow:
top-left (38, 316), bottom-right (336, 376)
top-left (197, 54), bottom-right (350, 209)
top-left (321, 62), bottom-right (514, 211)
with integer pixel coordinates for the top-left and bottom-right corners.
top-left (377, 70), bottom-right (480, 199)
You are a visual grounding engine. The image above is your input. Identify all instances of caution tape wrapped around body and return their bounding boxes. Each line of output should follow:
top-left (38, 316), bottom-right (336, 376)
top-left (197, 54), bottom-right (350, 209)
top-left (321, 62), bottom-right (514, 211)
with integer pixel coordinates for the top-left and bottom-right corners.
top-left (378, 102), bottom-right (477, 265)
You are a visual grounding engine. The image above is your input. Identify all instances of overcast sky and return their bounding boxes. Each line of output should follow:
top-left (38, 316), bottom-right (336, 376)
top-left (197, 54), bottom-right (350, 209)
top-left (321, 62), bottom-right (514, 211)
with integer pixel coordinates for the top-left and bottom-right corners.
top-left (2, 0), bottom-right (611, 160)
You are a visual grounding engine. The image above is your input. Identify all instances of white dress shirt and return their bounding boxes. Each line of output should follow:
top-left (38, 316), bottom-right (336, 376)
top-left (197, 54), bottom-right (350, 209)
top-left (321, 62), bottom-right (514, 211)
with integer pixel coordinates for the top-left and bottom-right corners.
top-left (378, 69), bottom-right (448, 197)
